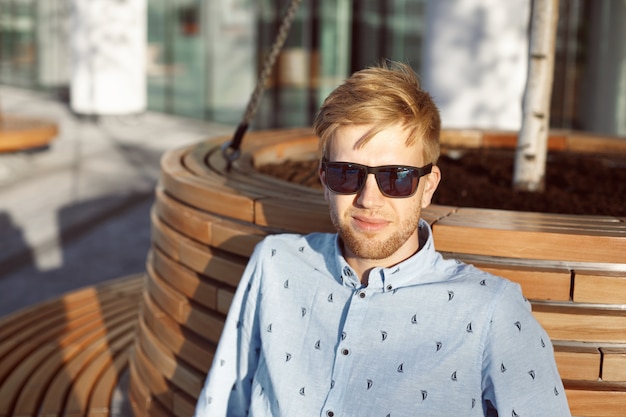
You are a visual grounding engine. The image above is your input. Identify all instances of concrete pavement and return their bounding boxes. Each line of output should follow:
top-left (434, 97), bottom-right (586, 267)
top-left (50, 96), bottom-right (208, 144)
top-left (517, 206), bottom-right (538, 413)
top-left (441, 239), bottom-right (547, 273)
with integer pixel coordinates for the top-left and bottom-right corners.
top-left (0, 85), bottom-right (234, 317)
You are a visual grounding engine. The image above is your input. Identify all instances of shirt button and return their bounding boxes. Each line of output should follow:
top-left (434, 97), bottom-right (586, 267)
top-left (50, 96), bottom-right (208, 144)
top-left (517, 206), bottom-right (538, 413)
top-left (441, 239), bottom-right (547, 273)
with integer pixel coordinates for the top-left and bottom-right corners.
top-left (341, 348), bottom-right (350, 356)
top-left (326, 411), bottom-right (335, 417)
top-left (358, 291), bottom-right (366, 299)
top-left (386, 284), bottom-right (393, 291)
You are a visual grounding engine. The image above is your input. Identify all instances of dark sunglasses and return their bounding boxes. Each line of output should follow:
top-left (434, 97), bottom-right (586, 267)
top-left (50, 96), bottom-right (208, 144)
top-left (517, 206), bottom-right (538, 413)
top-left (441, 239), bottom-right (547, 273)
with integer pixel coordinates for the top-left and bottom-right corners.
top-left (322, 157), bottom-right (433, 198)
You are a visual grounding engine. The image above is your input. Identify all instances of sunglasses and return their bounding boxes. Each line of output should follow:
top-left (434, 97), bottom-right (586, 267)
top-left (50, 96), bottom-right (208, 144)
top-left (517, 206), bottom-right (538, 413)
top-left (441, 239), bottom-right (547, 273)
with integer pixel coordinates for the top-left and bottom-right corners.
top-left (322, 157), bottom-right (433, 198)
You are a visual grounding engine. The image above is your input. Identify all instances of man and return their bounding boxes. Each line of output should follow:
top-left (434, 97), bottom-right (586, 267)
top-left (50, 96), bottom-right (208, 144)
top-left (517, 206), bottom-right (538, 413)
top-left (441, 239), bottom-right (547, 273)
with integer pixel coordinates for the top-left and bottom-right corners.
top-left (195, 61), bottom-right (571, 416)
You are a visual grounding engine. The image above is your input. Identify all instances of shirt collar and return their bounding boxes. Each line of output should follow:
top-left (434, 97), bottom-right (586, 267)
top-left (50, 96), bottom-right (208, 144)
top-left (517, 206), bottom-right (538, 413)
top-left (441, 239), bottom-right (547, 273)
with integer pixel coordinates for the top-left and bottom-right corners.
top-left (331, 219), bottom-right (444, 291)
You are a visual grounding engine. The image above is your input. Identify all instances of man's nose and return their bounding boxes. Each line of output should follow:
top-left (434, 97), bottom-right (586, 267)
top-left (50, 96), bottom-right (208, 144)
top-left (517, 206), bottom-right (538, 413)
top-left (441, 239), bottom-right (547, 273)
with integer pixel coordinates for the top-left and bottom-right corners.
top-left (356, 174), bottom-right (385, 208)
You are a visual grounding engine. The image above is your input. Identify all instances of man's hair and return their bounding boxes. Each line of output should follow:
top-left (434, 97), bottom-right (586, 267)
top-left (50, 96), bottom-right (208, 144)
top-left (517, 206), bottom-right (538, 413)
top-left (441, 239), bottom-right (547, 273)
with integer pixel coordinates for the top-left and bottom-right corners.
top-left (313, 61), bottom-right (441, 165)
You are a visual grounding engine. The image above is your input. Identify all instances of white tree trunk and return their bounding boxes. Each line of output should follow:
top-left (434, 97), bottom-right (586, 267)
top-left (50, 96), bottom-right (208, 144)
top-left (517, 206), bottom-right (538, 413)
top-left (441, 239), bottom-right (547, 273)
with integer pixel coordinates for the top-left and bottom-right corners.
top-left (513, 0), bottom-right (559, 192)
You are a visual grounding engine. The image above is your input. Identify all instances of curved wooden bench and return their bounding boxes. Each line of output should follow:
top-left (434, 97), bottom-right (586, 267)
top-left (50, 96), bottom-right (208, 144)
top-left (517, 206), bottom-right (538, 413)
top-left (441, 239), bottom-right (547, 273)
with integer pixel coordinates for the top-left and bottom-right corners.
top-left (129, 128), bottom-right (626, 417)
top-left (0, 115), bottom-right (58, 153)
top-left (0, 274), bottom-right (143, 417)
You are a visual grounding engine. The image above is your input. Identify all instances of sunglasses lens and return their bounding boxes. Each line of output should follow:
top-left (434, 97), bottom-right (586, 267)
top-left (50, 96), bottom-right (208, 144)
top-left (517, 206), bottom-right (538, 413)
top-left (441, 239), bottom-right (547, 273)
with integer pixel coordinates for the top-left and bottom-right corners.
top-left (377, 168), bottom-right (418, 197)
top-left (324, 160), bottom-right (430, 198)
top-left (325, 163), bottom-right (365, 194)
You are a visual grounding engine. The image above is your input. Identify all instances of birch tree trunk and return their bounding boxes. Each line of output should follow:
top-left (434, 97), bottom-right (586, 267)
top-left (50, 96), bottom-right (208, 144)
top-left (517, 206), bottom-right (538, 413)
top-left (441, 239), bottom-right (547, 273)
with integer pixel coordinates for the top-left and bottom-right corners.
top-left (513, 0), bottom-right (560, 192)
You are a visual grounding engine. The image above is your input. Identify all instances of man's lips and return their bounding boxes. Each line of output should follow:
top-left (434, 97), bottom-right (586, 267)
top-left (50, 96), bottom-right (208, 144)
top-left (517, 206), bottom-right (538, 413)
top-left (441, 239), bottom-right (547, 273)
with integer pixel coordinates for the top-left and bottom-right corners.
top-left (352, 215), bottom-right (390, 232)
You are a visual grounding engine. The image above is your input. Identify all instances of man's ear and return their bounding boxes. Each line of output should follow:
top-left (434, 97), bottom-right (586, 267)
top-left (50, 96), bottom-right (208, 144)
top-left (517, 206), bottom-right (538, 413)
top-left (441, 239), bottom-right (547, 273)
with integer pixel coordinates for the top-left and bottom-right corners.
top-left (318, 162), bottom-right (326, 186)
top-left (319, 163), bottom-right (330, 201)
top-left (420, 165), bottom-right (441, 208)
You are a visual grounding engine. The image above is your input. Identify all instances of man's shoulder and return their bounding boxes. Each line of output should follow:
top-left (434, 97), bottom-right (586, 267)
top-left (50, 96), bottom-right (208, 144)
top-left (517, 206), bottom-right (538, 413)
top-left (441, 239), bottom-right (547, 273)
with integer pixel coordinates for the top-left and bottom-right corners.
top-left (257, 232), bottom-right (337, 255)
top-left (249, 232), bottom-right (339, 278)
top-left (445, 260), bottom-right (523, 298)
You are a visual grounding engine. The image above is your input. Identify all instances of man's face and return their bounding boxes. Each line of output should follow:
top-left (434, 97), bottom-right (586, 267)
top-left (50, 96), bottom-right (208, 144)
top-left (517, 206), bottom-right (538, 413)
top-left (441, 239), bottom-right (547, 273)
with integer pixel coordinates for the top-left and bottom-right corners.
top-left (320, 123), bottom-right (440, 265)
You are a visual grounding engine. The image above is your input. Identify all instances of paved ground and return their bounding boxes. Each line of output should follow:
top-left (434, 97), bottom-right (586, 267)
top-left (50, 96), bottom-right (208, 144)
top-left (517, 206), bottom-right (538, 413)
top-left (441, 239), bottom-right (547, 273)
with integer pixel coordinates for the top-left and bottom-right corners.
top-left (0, 86), bottom-right (233, 316)
top-left (0, 85), bottom-right (234, 415)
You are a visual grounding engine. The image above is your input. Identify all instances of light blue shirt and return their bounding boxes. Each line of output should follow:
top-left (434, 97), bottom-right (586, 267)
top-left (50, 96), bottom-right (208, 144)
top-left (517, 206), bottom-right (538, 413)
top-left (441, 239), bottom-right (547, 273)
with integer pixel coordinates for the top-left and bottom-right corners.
top-left (195, 220), bottom-right (571, 417)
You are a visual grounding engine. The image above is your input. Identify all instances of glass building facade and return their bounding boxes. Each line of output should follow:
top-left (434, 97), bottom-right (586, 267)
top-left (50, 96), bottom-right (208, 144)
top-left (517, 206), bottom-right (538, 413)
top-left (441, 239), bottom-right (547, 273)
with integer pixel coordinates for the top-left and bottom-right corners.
top-left (1, 0), bottom-right (624, 135)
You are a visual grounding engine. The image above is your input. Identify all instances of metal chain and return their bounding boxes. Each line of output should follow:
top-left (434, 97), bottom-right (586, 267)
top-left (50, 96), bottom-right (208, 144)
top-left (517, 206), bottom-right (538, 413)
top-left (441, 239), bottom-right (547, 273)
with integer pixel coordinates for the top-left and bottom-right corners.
top-left (222, 0), bottom-right (303, 168)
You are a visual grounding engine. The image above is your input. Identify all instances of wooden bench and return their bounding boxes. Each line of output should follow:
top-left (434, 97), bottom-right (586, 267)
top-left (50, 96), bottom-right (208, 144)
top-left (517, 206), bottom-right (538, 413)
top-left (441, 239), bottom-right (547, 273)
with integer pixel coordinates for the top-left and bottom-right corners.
top-left (0, 274), bottom-right (143, 417)
top-left (128, 128), bottom-right (626, 417)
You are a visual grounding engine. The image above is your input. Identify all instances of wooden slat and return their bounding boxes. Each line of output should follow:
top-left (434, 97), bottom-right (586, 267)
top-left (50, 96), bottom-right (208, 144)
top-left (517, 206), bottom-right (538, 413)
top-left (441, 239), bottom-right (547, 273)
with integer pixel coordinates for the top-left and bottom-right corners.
top-left (151, 210), bottom-right (247, 289)
top-left (475, 264), bottom-right (572, 302)
top-left (573, 272), bottom-right (626, 304)
top-left (62, 334), bottom-right (134, 417)
top-left (137, 317), bottom-right (205, 398)
top-left (553, 342), bottom-right (601, 381)
top-left (141, 291), bottom-right (215, 374)
top-left (145, 260), bottom-right (225, 345)
top-left (533, 304), bottom-right (626, 344)
top-left (439, 129), bottom-right (484, 149)
top-left (566, 385), bottom-right (626, 417)
top-left (217, 288), bottom-right (235, 315)
top-left (421, 205), bottom-right (458, 225)
top-left (210, 220), bottom-right (265, 258)
top-left (438, 127), bottom-right (626, 155)
top-left (254, 196), bottom-right (334, 234)
top-left (173, 390), bottom-right (197, 417)
top-left (154, 188), bottom-right (213, 245)
top-left (435, 207), bottom-right (626, 233)
top-left (433, 219), bottom-right (626, 264)
top-left (131, 339), bottom-right (175, 410)
top-left (159, 146), bottom-right (257, 223)
top-left (154, 187), bottom-right (267, 258)
top-left (152, 246), bottom-right (220, 311)
top-left (87, 349), bottom-right (131, 416)
top-left (128, 355), bottom-right (174, 417)
top-left (566, 133), bottom-right (626, 154)
top-left (245, 129), bottom-right (318, 167)
top-left (602, 348), bottom-right (626, 382)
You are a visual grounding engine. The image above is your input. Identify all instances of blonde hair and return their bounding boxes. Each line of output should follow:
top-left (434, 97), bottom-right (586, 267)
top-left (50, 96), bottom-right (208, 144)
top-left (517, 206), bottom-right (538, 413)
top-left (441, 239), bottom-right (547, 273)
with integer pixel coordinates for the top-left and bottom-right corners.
top-left (313, 61), bottom-right (441, 165)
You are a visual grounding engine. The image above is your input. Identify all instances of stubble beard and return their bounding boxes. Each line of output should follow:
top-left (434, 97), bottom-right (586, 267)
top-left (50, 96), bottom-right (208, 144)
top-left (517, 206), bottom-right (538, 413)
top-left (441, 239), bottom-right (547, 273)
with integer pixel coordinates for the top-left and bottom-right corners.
top-left (330, 207), bottom-right (421, 261)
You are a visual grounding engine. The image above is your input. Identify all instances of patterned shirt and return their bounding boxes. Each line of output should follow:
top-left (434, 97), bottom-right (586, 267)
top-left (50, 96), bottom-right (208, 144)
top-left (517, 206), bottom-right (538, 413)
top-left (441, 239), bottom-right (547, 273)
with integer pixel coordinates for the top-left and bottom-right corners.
top-left (195, 220), bottom-right (571, 417)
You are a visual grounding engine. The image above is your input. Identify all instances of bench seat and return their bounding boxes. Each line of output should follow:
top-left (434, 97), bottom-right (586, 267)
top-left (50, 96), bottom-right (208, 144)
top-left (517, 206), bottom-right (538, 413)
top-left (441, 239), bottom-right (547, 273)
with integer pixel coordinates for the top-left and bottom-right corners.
top-left (0, 275), bottom-right (143, 417)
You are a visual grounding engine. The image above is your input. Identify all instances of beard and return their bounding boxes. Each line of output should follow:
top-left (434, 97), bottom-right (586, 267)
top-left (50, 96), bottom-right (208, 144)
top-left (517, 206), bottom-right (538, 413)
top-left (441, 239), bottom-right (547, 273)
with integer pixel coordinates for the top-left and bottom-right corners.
top-left (330, 207), bottom-right (421, 261)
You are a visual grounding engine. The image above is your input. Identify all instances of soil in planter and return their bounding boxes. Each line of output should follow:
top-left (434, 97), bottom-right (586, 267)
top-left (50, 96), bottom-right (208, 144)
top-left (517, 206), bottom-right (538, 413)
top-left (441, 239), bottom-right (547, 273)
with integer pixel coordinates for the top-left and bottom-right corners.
top-left (257, 149), bottom-right (626, 217)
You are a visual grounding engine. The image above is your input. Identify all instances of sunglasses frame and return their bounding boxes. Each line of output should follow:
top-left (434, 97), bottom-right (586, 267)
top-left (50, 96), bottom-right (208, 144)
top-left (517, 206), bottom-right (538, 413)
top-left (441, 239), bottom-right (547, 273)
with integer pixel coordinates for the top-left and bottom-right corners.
top-left (321, 157), bottom-right (433, 198)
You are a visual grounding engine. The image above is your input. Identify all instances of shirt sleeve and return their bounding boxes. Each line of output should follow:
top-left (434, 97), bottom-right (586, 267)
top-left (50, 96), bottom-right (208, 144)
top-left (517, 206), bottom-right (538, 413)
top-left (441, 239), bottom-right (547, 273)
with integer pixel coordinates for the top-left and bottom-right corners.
top-left (194, 241), bottom-right (265, 417)
top-left (481, 281), bottom-right (572, 416)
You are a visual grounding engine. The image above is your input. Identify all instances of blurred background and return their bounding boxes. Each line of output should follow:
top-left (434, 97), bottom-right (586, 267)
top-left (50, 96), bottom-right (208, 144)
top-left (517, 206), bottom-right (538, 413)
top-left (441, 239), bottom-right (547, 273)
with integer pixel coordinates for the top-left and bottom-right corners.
top-left (1, 0), bottom-right (625, 135)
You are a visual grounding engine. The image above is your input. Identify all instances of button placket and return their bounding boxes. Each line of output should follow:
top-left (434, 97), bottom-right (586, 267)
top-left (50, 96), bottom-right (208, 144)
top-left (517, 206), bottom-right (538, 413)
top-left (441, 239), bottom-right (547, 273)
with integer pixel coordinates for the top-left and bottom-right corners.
top-left (325, 282), bottom-right (369, 417)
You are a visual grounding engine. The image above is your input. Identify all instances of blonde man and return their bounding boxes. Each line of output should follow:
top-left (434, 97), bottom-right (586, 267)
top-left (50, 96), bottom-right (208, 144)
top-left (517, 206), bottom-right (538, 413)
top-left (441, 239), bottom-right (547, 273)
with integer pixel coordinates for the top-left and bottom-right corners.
top-left (195, 61), bottom-right (571, 417)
